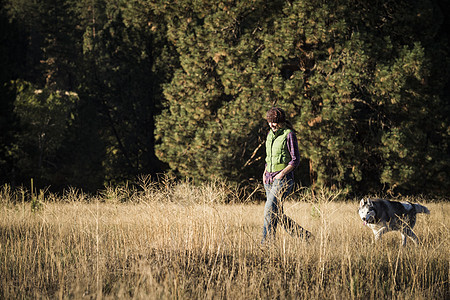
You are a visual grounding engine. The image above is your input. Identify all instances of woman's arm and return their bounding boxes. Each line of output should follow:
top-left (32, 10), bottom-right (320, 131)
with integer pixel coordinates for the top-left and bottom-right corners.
top-left (274, 164), bottom-right (295, 180)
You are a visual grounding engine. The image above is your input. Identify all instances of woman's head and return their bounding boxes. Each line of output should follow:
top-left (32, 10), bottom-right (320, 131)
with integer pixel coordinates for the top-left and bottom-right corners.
top-left (266, 107), bottom-right (286, 132)
top-left (266, 107), bottom-right (286, 124)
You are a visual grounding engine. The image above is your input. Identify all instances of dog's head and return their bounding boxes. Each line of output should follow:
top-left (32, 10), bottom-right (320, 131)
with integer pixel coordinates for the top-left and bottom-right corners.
top-left (358, 198), bottom-right (376, 225)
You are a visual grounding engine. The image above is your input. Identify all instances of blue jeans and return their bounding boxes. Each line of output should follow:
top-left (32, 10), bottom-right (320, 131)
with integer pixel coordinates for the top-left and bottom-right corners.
top-left (262, 176), bottom-right (310, 244)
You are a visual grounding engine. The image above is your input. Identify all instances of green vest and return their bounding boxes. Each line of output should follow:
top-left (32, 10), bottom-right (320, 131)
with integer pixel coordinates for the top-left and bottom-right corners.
top-left (265, 128), bottom-right (292, 172)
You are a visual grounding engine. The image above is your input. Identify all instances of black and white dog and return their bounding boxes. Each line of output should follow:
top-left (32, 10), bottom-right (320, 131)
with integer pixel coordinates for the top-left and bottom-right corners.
top-left (358, 198), bottom-right (430, 246)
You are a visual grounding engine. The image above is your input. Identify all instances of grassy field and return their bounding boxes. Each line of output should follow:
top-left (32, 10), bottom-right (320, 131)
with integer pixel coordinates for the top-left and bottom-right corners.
top-left (0, 180), bottom-right (448, 299)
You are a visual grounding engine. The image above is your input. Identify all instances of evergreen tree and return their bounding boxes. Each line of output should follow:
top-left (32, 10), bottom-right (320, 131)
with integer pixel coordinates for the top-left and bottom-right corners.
top-left (11, 80), bottom-right (77, 186)
top-left (154, 0), bottom-right (450, 194)
top-left (1, 0), bottom-right (83, 187)
top-left (76, 0), bottom-right (176, 185)
top-left (154, 0), bottom-right (284, 182)
top-left (0, 0), bottom-right (24, 185)
top-left (1, 0), bottom-right (449, 194)
top-left (1, 0), bottom-right (176, 190)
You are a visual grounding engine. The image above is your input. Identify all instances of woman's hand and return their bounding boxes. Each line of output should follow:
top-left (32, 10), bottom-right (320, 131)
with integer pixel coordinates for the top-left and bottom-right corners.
top-left (274, 172), bottom-right (284, 180)
top-left (263, 171), bottom-right (267, 184)
top-left (275, 165), bottom-right (294, 180)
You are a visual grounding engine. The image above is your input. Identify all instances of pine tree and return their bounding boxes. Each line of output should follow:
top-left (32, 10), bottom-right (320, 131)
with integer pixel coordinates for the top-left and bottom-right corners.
top-left (1, 0), bottom-right (177, 189)
top-left (154, 0), bottom-right (285, 182)
top-left (1, 0), bottom-right (84, 187)
top-left (154, 0), bottom-right (450, 194)
top-left (2, 0), bottom-right (448, 194)
top-left (12, 80), bottom-right (77, 185)
top-left (76, 0), bottom-right (177, 185)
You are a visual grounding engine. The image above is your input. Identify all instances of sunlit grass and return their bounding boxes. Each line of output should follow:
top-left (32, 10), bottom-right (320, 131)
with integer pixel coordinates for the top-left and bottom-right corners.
top-left (0, 180), bottom-right (448, 299)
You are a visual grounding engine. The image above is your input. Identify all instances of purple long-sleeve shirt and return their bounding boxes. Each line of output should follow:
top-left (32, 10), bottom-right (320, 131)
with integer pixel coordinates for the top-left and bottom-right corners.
top-left (264, 131), bottom-right (300, 184)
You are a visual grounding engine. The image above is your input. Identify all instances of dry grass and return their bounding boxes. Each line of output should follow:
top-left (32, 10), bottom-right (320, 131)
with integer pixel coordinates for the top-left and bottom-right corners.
top-left (0, 180), bottom-right (448, 299)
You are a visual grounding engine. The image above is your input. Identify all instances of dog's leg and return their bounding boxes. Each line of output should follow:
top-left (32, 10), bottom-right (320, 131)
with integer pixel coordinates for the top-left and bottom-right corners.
top-left (401, 233), bottom-right (407, 246)
top-left (373, 227), bottom-right (388, 242)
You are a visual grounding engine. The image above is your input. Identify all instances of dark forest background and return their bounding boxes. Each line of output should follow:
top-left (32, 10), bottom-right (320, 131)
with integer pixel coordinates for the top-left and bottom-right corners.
top-left (1, 0), bottom-right (449, 196)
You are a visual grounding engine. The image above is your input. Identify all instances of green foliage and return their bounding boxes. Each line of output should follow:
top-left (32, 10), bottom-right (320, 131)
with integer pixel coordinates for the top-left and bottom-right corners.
top-left (12, 80), bottom-right (77, 184)
top-left (155, 0), bottom-right (285, 182)
top-left (0, 0), bottom-right (449, 195)
top-left (154, 0), bottom-right (449, 195)
top-left (76, 0), bottom-right (177, 185)
top-left (30, 178), bottom-right (44, 212)
top-left (1, 0), bottom-right (177, 190)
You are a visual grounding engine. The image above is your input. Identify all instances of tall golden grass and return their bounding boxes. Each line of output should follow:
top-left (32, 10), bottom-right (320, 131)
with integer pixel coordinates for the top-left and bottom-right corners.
top-left (0, 179), bottom-right (448, 299)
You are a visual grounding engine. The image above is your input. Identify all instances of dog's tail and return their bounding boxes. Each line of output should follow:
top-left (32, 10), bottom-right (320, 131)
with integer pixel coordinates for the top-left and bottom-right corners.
top-left (414, 204), bottom-right (430, 214)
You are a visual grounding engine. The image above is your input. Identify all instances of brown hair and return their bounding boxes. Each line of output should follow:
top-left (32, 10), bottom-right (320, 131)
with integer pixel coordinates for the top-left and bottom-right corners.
top-left (266, 107), bottom-right (296, 132)
top-left (266, 107), bottom-right (286, 123)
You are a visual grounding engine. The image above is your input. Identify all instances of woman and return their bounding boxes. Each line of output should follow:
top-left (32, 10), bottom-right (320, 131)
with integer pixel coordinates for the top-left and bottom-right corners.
top-left (262, 107), bottom-right (311, 244)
